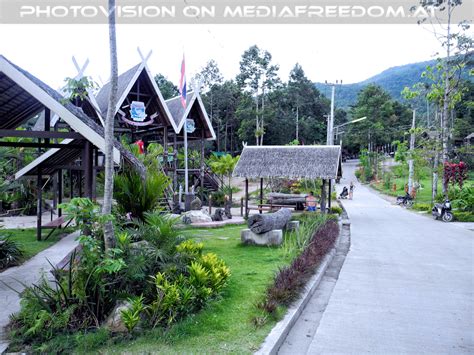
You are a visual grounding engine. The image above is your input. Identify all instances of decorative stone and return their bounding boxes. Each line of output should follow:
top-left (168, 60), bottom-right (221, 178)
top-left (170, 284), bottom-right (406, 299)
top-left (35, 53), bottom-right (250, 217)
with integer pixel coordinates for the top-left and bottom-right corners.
top-left (182, 210), bottom-right (212, 224)
top-left (241, 229), bottom-right (283, 246)
top-left (286, 220), bottom-right (300, 231)
top-left (212, 208), bottom-right (224, 221)
top-left (104, 301), bottom-right (132, 333)
top-left (190, 196), bottom-right (202, 210)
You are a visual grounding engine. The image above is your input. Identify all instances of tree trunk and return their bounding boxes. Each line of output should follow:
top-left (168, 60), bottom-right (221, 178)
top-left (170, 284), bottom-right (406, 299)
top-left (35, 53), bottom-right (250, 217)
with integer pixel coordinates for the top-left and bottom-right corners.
top-left (255, 90), bottom-right (259, 145)
top-left (408, 110), bottom-right (416, 193)
top-left (432, 150), bottom-right (439, 202)
top-left (441, 1), bottom-right (452, 197)
top-left (247, 208), bottom-right (291, 234)
top-left (102, 0), bottom-right (118, 250)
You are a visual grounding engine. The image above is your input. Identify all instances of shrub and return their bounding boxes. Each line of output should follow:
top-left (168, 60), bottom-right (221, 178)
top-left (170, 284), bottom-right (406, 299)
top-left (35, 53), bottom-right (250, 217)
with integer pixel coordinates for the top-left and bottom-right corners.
top-left (259, 219), bottom-right (338, 319)
top-left (114, 170), bottom-right (170, 221)
top-left (330, 206), bottom-right (343, 215)
top-left (455, 212), bottom-right (474, 222)
top-left (412, 203), bottom-right (431, 212)
top-left (0, 236), bottom-right (24, 269)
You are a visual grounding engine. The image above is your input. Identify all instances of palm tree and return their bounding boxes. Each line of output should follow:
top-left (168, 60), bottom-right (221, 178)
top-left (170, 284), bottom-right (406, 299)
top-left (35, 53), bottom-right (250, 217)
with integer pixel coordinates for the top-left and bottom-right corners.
top-left (102, 0), bottom-right (118, 249)
top-left (209, 154), bottom-right (239, 201)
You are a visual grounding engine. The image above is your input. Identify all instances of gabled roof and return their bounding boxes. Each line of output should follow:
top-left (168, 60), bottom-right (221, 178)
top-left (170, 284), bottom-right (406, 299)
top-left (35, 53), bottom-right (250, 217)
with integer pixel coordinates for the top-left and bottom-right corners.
top-left (95, 62), bottom-right (176, 131)
top-left (465, 133), bottom-right (474, 140)
top-left (166, 91), bottom-right (216, 140)
top-left (0, 55), bottom-right (120, 163)
top-left (0, 55), bottom-right (146, 179)
top-left (233, 145), bottom-right (342, 179)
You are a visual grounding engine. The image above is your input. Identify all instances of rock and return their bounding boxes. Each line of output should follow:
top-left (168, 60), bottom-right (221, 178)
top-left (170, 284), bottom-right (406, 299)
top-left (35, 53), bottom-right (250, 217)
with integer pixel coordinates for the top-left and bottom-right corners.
top-left (212, 208), bottom-right (224, 221)
top-left (286, 220), bottom-right (300, 231)
top-left (182, 210), bottom-right (212, 224)
top-left (241, 229), bottom-right (283, 246)
top-left (104, 301), bottom-right (132, 333)
top-left (190, 196), bottom-right (202, 210)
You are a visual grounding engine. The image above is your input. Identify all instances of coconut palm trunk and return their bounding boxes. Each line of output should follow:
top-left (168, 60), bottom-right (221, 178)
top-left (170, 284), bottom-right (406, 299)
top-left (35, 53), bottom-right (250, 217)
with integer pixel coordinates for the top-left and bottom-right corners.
top-left (102, 0), bottom-right (118, 249)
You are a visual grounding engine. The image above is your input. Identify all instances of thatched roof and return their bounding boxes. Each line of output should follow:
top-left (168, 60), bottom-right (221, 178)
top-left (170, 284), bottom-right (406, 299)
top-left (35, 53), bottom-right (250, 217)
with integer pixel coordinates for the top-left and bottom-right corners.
top-left (0, 55), bottom-right (145, 178)
top-left (232, 145), bottom-right (342, 179)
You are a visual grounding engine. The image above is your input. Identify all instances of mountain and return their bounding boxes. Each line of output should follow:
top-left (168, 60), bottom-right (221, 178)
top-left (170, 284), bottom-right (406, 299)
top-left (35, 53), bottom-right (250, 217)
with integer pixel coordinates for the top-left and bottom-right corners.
top-left (315, 59), bottom-right (436, 109)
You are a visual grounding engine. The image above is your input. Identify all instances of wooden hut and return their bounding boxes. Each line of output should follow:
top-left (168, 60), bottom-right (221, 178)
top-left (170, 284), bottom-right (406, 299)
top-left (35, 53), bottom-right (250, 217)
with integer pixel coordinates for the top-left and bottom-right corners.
top-left (232, 145), bottom-right (342, 216)
top-left (0, 55), bottom-right (145, 240)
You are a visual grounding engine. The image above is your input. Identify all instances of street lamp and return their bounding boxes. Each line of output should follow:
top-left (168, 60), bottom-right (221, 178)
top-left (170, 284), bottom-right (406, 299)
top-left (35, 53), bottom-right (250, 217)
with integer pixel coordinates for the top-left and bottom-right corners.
top-left (334, 116), bottom-right (367, 146)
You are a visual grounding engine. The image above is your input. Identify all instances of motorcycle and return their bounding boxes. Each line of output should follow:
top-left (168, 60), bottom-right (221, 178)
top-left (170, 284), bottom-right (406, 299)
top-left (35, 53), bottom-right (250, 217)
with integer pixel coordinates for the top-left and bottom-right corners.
top-left (396, 193), bottom-right (413, 207)
top-left (432, 199), bottom-right (453, 222)
top-left (339, 187), bottom-right (348, 199)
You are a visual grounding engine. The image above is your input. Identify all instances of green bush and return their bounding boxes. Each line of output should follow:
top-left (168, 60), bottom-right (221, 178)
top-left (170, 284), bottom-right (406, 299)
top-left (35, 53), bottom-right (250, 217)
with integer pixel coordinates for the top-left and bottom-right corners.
top-left (114, 170), bottom-right (170, 221)
top-left (454, 212), bottom-right (474, 222)
top-left (0, 235), bottom-right (24, 269)
top-left (9, 199), bottom-right (230, 352)
top-left (412, 203), bottom-right (431, 212)
top-left (330, 206), bottom-right (343, 215)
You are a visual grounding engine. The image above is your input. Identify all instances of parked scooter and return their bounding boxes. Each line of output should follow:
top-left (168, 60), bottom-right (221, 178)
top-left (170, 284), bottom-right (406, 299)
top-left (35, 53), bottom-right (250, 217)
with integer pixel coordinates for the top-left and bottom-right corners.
top-left (432, 199), bottom-right (453, 222)
top-left (396, 193), bottom-right (414, 207)
top-left (339, 186), bottom-right (348, 199)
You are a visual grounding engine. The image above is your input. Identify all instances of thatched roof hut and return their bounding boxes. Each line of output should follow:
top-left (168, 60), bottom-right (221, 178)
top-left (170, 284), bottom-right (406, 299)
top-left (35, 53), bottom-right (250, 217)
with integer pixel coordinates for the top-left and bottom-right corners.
top-left (233, 145), bottom-right (342, 180)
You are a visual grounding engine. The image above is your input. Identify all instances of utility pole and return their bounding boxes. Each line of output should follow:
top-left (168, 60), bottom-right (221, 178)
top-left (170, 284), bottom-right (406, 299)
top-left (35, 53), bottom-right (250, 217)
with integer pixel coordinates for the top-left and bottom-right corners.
top-left (325, 80), bottom-right (341, 145)
top-left (408, 109), bottom-right (416, 195)
top-left (296, 105), bottom-right (299, 141)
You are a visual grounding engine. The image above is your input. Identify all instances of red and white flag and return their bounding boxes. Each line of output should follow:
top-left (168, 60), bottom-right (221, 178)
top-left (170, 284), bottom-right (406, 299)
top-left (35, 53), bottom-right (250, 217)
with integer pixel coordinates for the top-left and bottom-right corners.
top-left (179, 54), bottom-right (187, 108)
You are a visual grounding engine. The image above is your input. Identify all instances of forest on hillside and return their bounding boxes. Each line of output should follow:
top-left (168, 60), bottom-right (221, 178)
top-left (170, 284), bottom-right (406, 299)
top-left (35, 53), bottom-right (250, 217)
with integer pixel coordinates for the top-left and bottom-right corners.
top-left (155, 45), bottom-right (473, 156)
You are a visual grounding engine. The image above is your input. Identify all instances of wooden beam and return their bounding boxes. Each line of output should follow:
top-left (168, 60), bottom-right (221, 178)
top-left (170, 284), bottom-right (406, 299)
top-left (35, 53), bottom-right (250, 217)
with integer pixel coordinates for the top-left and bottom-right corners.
top-left (259, 178), bottom-right (264, 215)
top-left (245, 178), bottom-right (249, 219)
top-left (0, 129), bottom-right (83, 139)
top-left (36, 168), bottom-right (42, 241)
top-left (58, 169), bottom-right (63, 218)
top-left (0, 141), bottom-right (83, 149)
top-left (83, 142), bottom-right (93, 198)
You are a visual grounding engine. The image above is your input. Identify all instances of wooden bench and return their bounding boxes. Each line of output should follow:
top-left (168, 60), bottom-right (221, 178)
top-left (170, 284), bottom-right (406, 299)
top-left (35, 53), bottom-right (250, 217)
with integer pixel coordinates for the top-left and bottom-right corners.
top-left (42, 215), bottom-right (72, 240)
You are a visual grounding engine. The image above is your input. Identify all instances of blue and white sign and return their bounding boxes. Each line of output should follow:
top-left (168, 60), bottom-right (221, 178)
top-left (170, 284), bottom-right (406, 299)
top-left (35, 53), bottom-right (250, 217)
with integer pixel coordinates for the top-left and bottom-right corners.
top-left (185, 119), bottom-right (196, 133)
top-left (130, 101), bottom-right (147, 122)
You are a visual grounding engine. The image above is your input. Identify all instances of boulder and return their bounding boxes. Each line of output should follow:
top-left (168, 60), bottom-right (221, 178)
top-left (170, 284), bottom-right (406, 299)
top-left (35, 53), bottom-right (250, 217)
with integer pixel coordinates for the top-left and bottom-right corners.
top-left (241, 229), bottom-right (283, 246)
top-left (182, 210), bottom-right (212, 224)
top-left (212, 208), bottom-right (224, 221)
top-left (104, 301), bottom-right (132, 333)
top-left (190, 196), bottom-right (202, 210)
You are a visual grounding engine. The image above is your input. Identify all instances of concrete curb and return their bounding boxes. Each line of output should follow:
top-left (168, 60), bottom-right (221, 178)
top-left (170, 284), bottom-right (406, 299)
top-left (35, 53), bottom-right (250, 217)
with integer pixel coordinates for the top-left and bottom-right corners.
top-left (255, 215), bottom-right (349, 355)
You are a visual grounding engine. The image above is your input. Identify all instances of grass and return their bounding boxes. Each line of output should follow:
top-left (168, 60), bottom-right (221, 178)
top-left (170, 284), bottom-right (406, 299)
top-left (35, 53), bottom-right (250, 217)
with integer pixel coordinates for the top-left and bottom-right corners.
top-left (96, 224), bottom-right (293, 354)
top-left (0, 227), bottom-right (75, 260)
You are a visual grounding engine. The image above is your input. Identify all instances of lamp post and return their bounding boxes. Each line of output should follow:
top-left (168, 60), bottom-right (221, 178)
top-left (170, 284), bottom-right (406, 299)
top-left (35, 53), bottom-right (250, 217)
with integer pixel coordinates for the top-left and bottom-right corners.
top-left (333, 116), bottom-right (367, 147)
top-left (325, 80), bottom-right (342, 145)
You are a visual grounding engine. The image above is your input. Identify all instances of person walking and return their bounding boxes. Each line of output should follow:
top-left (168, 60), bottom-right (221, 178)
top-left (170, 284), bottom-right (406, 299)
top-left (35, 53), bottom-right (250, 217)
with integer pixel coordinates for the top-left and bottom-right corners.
top-left (349, 181), bottom-right (355, 200)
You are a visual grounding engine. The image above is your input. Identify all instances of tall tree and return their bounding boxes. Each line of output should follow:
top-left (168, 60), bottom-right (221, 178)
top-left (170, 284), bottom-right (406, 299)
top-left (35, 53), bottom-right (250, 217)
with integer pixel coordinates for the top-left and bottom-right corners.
top-left (417, 0), bottom-right (473, 195)
top-left (236, 45), bottom-right (280, 145)
top-left (193, 59), bottom-right (223, 93)
top-left (102, 0), bottom-right (118, 249)
top-left (154, 73), bottom-right (179, 99)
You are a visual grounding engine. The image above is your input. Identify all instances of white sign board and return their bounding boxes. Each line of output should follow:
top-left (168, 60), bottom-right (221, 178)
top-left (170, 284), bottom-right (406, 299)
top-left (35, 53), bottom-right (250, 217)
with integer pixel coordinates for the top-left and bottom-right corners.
top-left (130, 101), bottom-right (147, 122)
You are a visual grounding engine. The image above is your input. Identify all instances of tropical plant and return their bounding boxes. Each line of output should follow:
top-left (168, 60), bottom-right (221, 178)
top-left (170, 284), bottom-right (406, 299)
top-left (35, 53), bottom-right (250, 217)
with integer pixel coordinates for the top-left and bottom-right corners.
top-left (209, 154), bottom-right (240, 199)
top-left (0, 236), bottom-right (24, 269)
top-left (114, 170), bottom-right (170, 221)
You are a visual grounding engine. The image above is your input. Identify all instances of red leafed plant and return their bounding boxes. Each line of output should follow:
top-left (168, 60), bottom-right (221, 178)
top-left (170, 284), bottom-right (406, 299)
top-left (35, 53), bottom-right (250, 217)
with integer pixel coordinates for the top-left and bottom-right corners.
top-left (444, 161), bottom-right (468, 188)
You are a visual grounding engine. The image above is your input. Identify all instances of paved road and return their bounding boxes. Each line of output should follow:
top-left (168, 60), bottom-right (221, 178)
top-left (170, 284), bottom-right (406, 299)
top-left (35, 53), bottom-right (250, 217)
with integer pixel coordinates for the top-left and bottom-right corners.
top-left (281, 160), bottom-right (473, 354)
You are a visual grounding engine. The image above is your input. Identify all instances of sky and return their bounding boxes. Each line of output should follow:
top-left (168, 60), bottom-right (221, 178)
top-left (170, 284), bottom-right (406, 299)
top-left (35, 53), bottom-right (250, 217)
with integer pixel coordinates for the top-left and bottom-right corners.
top-left (0, 24), bottom-right (448, 90)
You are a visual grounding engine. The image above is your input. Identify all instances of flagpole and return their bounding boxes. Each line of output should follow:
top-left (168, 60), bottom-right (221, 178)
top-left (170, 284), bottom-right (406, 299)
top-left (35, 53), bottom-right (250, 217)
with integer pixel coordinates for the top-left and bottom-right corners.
top-left (184, 120), bottom-right (188, 195)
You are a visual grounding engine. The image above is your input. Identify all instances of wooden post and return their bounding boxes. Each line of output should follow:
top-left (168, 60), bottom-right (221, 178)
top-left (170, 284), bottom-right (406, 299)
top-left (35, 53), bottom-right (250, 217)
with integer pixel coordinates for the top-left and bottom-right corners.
top-left (78, 171), bottom-right (83, 197)
top-left (58, 169), bottom-right (63, 218)
top-left (208, 194), bottom-right (212, 216)
top-left (36, 168), bottom-right (42, 241)
top-left (173, 132), bottom-right (177, 191)
top-left (245, 178), bottom-right (249, 218)
top-left (83, 142), bottom-right (93, 199)
top-left (320, 179), bottom-right (327, 213)
top-left (70, 170), bottom-right (74, 199)
top-left (328, 178), bottom-right (332, 210)
top-left (240, 197), bottom-right (244, 217)
top-left (163, 126), bottom-right (168, 173)
top-left (259, 178), bottom-right (264, 214)
top-left (44, 108), bottom-right (50, 146)
top-left (92, 148), bottom-right (98, 200)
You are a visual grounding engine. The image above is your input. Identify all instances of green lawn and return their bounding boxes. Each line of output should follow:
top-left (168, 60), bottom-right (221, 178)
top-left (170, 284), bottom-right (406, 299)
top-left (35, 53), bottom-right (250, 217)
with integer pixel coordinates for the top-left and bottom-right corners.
top-left (1, 227), bottom-right (75, 260)
top-left (371, 176), bottom-right (440, 204)
top-left (98, 225), bottom-right (292, 354)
